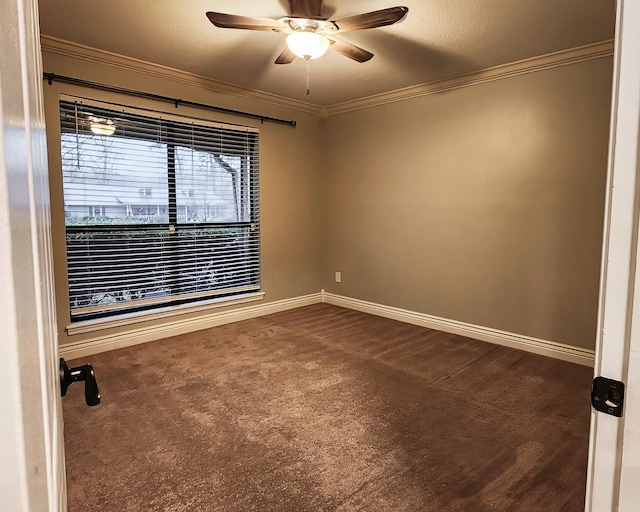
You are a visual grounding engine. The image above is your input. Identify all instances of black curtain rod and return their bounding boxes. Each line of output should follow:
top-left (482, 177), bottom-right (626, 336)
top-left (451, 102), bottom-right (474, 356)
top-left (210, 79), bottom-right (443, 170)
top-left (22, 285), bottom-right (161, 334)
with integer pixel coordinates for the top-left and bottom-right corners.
top-left (42, 72), bottom-right (297, 128)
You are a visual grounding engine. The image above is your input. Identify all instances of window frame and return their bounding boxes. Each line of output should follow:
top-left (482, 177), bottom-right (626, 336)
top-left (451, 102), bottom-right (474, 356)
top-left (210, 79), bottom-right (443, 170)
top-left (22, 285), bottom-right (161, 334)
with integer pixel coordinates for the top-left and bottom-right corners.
top-left (59, 96), bottom-right (262, 330)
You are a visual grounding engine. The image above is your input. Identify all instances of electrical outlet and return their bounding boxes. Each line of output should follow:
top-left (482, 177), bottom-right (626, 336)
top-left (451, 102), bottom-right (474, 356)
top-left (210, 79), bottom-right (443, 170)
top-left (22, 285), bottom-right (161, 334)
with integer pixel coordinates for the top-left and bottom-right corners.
top-left (335, 271), bottom-right (342, 283)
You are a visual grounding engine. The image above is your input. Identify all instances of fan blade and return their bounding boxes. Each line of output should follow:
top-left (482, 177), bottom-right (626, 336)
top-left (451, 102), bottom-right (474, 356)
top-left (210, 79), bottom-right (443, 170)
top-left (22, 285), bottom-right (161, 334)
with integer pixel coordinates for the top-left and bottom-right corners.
top-left (327, 36), bottom-right (373, 63)
top-left (275, 46), bottom-right (296, 64)
top-left (206, 12), bottom-right (283, 31)
top-left (332, 6), bottom-right (408, 32)
top-left (288, 0), bottom-right (324, 19)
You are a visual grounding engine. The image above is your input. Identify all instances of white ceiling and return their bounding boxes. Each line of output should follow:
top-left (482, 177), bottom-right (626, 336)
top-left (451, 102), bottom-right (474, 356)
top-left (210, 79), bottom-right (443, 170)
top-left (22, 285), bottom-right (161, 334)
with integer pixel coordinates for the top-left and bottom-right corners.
top-left (37, 0), bottom-right (616, 107)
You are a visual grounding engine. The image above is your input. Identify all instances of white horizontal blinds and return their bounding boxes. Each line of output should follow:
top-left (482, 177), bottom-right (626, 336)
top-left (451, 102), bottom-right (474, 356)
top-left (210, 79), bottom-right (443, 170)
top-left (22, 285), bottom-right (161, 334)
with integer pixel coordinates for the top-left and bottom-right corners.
top-left (174, 127), bottom-right (258, 224)
top-left (60, 99), bottom-right (260, 320)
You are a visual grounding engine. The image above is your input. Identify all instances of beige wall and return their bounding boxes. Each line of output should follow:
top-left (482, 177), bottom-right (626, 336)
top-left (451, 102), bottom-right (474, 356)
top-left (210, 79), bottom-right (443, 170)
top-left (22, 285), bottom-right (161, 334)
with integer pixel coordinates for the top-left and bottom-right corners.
top-left (43, 47), bottom-right (612, 352)
top-left (321, 57), bottom-right (613, 350)
top-left (42, 49), bottom-right (324, 347)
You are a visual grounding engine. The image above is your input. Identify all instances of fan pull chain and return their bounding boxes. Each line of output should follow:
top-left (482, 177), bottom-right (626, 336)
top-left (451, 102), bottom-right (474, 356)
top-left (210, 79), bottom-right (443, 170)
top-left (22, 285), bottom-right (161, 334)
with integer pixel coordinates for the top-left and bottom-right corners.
top-left (306, 58), bottom-right (311, 96)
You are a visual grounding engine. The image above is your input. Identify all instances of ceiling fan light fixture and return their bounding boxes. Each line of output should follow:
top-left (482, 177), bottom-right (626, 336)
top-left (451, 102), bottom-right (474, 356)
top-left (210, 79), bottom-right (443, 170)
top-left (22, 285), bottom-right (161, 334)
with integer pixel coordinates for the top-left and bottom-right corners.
top-left (286, 31), bottom-right (330, 60)
top-left (89, 116), bottom-right (116, 136)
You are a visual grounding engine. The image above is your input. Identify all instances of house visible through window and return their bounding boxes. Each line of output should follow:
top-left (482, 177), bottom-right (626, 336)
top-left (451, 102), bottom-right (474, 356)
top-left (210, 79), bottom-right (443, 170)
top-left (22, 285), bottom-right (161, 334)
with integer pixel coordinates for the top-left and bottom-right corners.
top-left (60, 98), bottom-right (260, 322)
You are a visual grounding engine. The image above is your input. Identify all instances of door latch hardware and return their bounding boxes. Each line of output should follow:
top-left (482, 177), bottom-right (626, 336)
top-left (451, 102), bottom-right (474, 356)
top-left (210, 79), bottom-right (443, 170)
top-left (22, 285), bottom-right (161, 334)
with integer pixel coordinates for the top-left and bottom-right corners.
top-left (591, 376), bottom-right (624, 417)
top-left (59, 358), bottom-right (101, 406)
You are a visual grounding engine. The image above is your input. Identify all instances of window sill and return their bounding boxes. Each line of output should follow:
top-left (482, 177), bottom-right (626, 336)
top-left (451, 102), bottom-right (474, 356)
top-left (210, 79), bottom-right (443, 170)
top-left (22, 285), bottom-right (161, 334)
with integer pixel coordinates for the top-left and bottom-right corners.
top-left (66, 291), bottom-right (265, 336)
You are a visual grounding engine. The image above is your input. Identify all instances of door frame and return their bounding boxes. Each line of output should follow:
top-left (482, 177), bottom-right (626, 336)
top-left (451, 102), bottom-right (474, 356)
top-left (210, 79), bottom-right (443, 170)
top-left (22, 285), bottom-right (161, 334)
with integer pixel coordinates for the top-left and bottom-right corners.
top-left (0, 0), bottom-right (66, 509)
top-left (585, 0), bottom-right (640, 510)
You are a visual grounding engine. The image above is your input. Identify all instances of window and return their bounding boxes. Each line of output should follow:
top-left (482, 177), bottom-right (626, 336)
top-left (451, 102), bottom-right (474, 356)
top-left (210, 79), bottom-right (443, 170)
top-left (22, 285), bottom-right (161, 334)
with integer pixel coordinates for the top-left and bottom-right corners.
top-left (60, 99), bottom-right (260, 322)
top-left (89, 206), bottom-right (105, 217)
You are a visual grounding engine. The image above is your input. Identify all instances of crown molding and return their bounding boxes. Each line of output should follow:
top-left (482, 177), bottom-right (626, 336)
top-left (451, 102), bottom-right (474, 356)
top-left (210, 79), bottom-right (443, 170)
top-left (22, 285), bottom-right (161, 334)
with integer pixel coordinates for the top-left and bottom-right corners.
top-left (40, 35), bottom-right (322, 116)
top-left (325, 39), bottom-right (615, 116)
top-left (41, 35), bottom-right (614, 119)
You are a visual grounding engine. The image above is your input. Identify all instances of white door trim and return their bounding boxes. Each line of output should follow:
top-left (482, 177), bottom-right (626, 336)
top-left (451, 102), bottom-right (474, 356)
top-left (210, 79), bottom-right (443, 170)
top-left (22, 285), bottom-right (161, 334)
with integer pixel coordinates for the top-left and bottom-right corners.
top-left (0, 0), bottom-right (66, 509)
top-left (585, 0), bottom-right (640, 510)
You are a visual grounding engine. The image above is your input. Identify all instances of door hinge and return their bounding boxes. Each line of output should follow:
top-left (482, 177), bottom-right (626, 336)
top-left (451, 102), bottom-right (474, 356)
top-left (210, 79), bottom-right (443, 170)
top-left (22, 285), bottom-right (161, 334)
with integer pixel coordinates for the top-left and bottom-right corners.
top-left (591, 376), bottom-right (625, 418)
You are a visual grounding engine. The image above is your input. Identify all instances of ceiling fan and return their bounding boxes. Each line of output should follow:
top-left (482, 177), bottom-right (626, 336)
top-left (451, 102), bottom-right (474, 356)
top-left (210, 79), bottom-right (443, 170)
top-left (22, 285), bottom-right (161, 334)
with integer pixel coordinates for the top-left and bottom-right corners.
top-left (206, 1), bottom-right (408, 93)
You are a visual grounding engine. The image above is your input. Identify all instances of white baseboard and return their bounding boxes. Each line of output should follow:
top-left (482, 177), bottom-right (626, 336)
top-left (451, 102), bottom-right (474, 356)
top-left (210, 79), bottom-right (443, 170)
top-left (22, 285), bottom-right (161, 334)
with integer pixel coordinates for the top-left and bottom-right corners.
top-left (322, 292), bottom-right (595, 367)
top-left (59, 293), bottom-right (323, 360)
top-left (61, 289), bottom-right (596, 367)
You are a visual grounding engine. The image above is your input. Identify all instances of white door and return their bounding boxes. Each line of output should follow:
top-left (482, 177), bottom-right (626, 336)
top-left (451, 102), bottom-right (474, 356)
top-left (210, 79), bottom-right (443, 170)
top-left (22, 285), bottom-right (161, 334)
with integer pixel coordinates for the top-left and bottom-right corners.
top-left (585, 0), bottom-right (640, 510)
top-left (0, 0), bottom-right (67, 510)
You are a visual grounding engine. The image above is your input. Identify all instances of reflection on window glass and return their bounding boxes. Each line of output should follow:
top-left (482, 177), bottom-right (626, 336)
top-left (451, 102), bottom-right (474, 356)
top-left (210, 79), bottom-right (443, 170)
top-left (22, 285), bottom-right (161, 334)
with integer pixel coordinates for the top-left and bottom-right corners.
top-left (175, 147), bottom-right (240, 223)
top-left (61, 133), bottom-right (168, 225)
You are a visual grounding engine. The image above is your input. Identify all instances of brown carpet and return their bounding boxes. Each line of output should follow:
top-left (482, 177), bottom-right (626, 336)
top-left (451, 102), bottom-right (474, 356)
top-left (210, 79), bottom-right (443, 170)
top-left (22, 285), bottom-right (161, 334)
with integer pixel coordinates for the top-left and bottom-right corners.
top-left (63, 304), bottom-right (592, 511)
